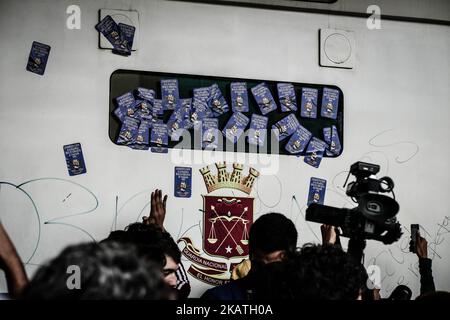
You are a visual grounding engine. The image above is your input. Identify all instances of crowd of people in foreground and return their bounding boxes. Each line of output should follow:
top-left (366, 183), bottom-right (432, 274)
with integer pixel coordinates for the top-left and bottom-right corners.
top-left (0, 189), bottom-right (449, 300)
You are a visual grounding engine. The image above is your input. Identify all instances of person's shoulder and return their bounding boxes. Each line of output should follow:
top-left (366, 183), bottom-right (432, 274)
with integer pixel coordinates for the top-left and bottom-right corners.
top-left (200, 279), bottom-right (248, 300)
top-left (0, 293), bottom-right (10, 300)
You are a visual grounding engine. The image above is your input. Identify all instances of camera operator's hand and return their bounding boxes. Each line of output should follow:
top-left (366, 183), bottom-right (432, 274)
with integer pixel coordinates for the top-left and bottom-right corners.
top-left (416, 232), bottom-right (428, 259)
top-left (373, 288), bottom-right (381, 300)
top-left (142, 189), bottom-right (168, 231)
top-left (321, 224), bottom-right (339, 245)
top-left (0, 222), bottom-right (28, 297)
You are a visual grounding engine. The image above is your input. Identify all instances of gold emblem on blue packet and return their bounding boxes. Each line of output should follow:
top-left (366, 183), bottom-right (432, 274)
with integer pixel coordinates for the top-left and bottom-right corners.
top-left (304, 137), bottom-right (328, 168)
top-left (63, 143), bottom-right (87, 176)
top-left (277, 83), bottom-right (297, 112)
top-left (161, 79), bottom-right (180, 110)
top-left (300, 88), bottom-right (318, 118)
top-left (248, 114), bottom-right (268, 146)
top-left (222, 112), bottom-right (250, 144)
top-left (26, 41), bottom-right (51, 76)
top-left (251, 83), bottom-right (277, 115)
top-left (272, 114), bottom-right (300, 141)
top-left (285, 125), bottom-right (312, 155)
top-left (321, 87), bottom-right (339, 119)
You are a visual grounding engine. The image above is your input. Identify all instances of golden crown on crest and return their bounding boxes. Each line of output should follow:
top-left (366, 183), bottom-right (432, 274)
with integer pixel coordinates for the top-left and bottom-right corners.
top-left (199, 162), bottom-right (260, 195)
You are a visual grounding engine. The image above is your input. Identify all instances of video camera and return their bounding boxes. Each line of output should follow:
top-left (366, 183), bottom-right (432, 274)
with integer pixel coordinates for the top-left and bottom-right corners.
top-left (306, 161), bottom-right (402, 245)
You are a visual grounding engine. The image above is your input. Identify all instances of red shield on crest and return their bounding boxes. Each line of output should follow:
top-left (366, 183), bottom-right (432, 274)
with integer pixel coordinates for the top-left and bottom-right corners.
top-left (203, 195), bottom-right (253, 259)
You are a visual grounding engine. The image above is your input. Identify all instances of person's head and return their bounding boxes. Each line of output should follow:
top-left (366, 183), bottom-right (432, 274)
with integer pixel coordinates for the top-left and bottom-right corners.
top-left (284, 244), bottom-right (368, 300)
top-left (104, 223), bottom-right (181, 288)
top-left (388, 285), bottom-right (412, 300)
top-left (249, 213), bottom-right (298, 270)
top-left (21, 241), bottom-right (171, 300)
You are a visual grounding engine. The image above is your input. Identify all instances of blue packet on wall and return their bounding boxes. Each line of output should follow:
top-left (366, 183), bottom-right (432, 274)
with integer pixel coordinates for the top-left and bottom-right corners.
top-left (113, 107), bottom-right (126, 122)
top-left (116, 92), bottom-right (136, 109)
top-left (300, 88), bottom-right (318, 119)
top-left (251, 83), bottom-right (277, 115)
top-left (161, 79), bottom-right (180, 111)
top-left (176, 99), bottom-right (193, 130)
top-left (202, 118), bottom-right (219, 150)
top-left (114, 92), bottom-right (136, 122)
top-left (168, 121), bottom-right (185, 142)
top-left (174, 167), bottom-right (192, 198)
top-left (285, 125), bottom-right (312, 155)
top-left (63, 143), bottom-right (87, 176)
top-left (95, 15), bottom-right (123, 50)
top-left (277, 83), bottom-right (297, 112)
top-left (323, 125), bottom-right (342, 156)
top-left (135, 87), bottom-right (155, 103)
top-left (114, 23), bottom-right (135, 55)
top-left (151, 123), bottom-right (168, 153)
top-left (133, 99), bottom-right (152, 120)
top-left (230, 82), bottom-right (249, 112)
top-left (321, 88), bottom-right (339, 119)
top-left (307, 177), bottom-right (327, 206)
top-left (248, 114), bottom-right (268, 147)
top-left (117, 116), bottom-right (140, 145)
top-left (130, 120), bottom-right (151, 150)
top-left (167, 107), bottom-right (188, 142)
top-left (304, 137), bottom-right (328, 168)
top-left (152, 99), bottom-right (164, 117)
top-left (180, 98), bottom-right (192, 120)
top-left (135, 120), bottom-right (151, 145)
top-left (26, 41), bottom-right (51, 76)
top-left (272, 113), bottom-right (301, 141)
top-left (208, 84), bottom-right (229, 116)
top-left (222, 112), bottom-right (250, 144)
top-left (191, 87), bottom-right (212, 123)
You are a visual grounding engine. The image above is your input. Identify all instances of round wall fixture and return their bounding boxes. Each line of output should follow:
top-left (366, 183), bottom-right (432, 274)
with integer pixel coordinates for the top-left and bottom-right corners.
top-left (320, 28), bottom-right (355, 69)
top-left (324, 33), bottom-right (352, 64)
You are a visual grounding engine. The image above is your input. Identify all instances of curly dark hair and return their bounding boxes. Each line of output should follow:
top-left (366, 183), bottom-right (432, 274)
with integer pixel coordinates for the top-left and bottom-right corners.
top-left (252, 244), bottom-right (368, 300)
top-left (103, 223), bottom-right (181, 266)
top-left (288, 244), bottom-right (368, 300)
top-left (21, 241), bottom-right (171, 300)
top-left (249, 212), bottom-right (298, 256)
top-left (126, 223), bottom-right (181, 264)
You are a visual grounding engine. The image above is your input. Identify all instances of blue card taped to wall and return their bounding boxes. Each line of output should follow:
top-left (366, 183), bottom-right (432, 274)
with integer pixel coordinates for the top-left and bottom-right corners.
top-left (115, 23), bottom-right (135, 55)
top-left (272, 113), bottom-right (301, 141)
top-left (304, 137), bottom-right (327, 168)
top-left (323, 125), bottom-right (342, 156)
top-left (321, 88), bottom-right (339, 119)
top-left (175, 167), bottom-right (192, 198)
top-left (277, 83), bottom-right (297, 112)
top-left (26, 41), bottom-right (51, 75)
top-left (63, 143), bottom-right (87, 176)
top-left (251, 83), bottom-right (277, 115)
top-left (285, 125), bottom-right (312, 155)
top-left (191, 87), bottom-right (213, 123)
top-left (151, 122), bottom-right (168, 153)
top-left (231, 82), bottom-right (249, 112)
top-left (95, 16), bottom-right (123, 50)
top-left (307, 177), bottom-right (326, 206)
top-left (161, 79), bottom-right (180, 111)
top-left (202, 118), bottom-right (219, 150)
top-left (222, 112), bottom-right (250, 144)
top-left (248, 114), bottom-right (268, 147)
top-left (300, 88), bottom-right (318, 119)
top-left (208, 84), bottom-right (229, 116)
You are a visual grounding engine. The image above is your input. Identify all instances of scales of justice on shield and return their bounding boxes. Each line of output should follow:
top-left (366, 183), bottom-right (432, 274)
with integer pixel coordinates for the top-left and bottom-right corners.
top-left (200, 162), bottom-right (259, 258)
top-left (206, 205), bottom-right (250, 246)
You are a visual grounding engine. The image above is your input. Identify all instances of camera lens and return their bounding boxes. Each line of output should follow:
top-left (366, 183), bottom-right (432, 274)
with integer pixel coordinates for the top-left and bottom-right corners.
top-left (367, 201), bottom-right (381, 213)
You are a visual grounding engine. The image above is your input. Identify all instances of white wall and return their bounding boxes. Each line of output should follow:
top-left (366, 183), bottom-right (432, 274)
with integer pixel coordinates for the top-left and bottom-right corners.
top-left (201, 0), bottom-right (450, 21)
top-left (0, 0), bottom-right (449, 298)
